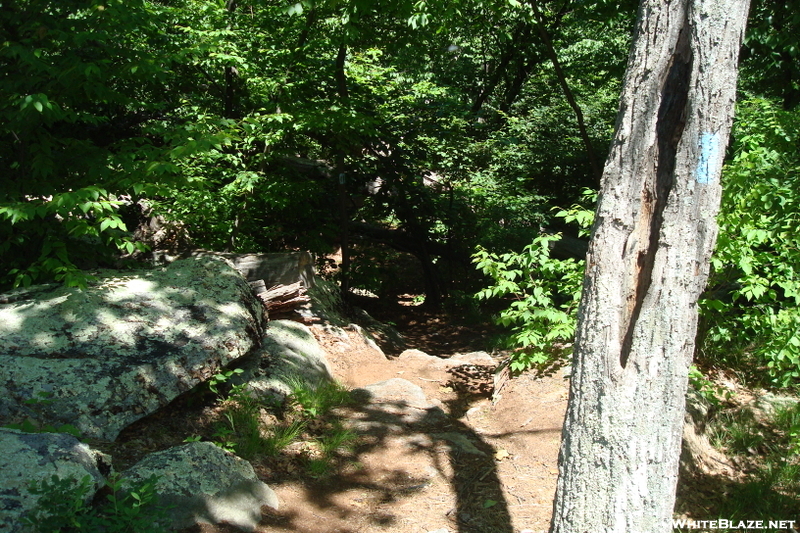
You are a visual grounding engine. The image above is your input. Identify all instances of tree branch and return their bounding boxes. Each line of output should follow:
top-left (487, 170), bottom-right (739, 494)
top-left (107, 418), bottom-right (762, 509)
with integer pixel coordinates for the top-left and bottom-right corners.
top-left (529, 0), bottom-right (603, 183)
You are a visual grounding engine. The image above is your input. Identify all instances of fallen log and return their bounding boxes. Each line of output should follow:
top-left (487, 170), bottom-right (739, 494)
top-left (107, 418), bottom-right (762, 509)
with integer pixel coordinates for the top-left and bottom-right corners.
top-left (254, 281), bottom-right (311, 316)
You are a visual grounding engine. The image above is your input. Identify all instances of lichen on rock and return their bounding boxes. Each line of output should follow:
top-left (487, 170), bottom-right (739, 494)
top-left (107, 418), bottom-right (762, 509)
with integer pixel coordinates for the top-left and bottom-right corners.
top-left (234, 319), bottom-right (334, 400)
top-left (0, 428), bottom-right (110, 533)
top-left (0, 256), bottom-right (267, 441)
top-left (120, 441), bottom-right (278, 531)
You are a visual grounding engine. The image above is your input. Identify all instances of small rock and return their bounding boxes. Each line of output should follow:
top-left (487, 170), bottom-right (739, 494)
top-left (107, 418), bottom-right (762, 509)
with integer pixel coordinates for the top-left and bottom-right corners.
top-left (360, 378), bottom-right (431, 409)
top-left (433, 432), bottom-right (486, 456)
top-left (347, 323), bottom-right (386, 357)
top-left (321, 323), bottom-right (350, 341)
top-left (751, 392), bottom-right (799, 419)
top-left (450, 352), bottom-right (495, 365)
top-left (465, 406), bottom-right (483, 420)
top-left (400, 348), bottom-right (434, 360)
top-left (0, 429), bottom-right (110, 533)
top-left (349, 378), bottom-right (449, 432)
top-left (121, 442), bottom-right (278, 531)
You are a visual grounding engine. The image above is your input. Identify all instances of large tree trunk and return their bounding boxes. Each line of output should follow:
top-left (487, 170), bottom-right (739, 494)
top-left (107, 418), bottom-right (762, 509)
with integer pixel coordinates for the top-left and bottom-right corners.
top-left (549, 1), bottom-right (750, 532)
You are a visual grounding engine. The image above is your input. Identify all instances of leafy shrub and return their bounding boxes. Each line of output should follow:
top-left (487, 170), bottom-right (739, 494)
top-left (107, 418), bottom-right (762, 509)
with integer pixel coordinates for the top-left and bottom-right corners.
top-left (473, 237), bottom-right (583, 373)
top-left (23, 474), bottom-right (168, 533)
top-left (699, 97), bottom-right (800, 388)
top-left (207, 368), bottom-right (245, 395)
top-left (688, 365), bottom-right (732, 407)
top-left (473, 191), bottom-right (594, 373)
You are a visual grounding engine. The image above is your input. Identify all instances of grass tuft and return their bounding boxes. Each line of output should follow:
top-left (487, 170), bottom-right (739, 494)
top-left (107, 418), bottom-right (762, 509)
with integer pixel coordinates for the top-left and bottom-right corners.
top-left (285, 374), bottom-right (353, 418)
top-left (204, 374), bottom-right (357, 476)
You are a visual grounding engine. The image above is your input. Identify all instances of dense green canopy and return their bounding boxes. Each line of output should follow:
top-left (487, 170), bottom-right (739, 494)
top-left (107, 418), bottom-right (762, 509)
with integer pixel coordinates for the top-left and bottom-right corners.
top-left (1, 0), bottom-right (798, 386)
top-left (0, 0), bottom-right (634, 288)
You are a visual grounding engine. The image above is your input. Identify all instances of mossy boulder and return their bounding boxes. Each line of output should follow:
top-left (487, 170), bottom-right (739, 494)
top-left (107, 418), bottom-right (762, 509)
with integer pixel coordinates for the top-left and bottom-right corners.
top-left (120, 442), bottom-right (278, 531)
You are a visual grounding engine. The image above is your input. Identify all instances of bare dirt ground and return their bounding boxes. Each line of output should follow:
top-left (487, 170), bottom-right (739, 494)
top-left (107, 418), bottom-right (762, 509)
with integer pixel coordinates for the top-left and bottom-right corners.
top-left (233, 297), bottom-right (568, 533)
top-left (288, 325), bottom-right (568, 533)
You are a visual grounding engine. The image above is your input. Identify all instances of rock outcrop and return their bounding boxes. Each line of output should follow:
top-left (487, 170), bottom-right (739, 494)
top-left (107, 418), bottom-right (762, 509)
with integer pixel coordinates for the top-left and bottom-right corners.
top-left (747, 392), bottom-right (799, 420)
top-left (399, 349), bottom-right (495, 370)
top-left (234, 320), bottom-right (334, 400)
top-left (151, 250), bottom-right (316, 289)
top-left (349, 378), bottom-right (449, 433)
top-left (680, 388), bottom-right (734, 477)
top-left (121, 442), bottom-right (279, 531)
top-left (0, 256), bottom-right (266, 441)
top-left (0, 428), bottom-right (111, 533)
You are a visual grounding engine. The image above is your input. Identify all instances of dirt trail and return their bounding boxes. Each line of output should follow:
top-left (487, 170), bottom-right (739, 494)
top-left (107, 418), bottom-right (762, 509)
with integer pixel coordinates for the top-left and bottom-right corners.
top-left (244, 304), bottom-right (570, 533)
top-left (112, 299), bottom-right (570, 533)
top-left (93, 290), bottom-right (792, 533)
top-left (114, 299), bottom-right (796, 533)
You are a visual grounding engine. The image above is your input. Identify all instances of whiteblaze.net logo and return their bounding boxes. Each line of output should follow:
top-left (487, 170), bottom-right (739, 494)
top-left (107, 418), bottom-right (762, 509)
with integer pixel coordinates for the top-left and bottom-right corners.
top-left (672, 519), bottom-right (797, 530)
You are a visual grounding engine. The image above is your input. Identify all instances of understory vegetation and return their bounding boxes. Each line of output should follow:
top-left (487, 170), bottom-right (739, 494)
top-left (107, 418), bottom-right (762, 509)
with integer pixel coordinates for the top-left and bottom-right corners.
top-left (22, 474), bottom-right (169, 533)
top-left (3, 0), bottom-right (798, 390)
top-left (712, 402), bottom-right (800, 501)
top-left (21, 373), bottom-right (357, 532)
top-left (677, 400), bottom-right (800, 527)
top-left (200, 373), bottom-right (358, 477)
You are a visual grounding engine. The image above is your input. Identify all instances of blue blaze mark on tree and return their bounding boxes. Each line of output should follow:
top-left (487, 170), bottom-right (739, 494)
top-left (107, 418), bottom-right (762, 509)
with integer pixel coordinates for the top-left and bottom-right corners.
top-left (696, 132), bottom-right (722, 185)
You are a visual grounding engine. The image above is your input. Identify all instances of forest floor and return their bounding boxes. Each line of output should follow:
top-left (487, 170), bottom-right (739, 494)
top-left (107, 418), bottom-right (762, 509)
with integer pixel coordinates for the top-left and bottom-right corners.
top-left (104, 294), bottom-right (795, 533)
top-left (275, 296), bottom-right (569, 533)
top-left (108, 295), bottom-right (568, 533)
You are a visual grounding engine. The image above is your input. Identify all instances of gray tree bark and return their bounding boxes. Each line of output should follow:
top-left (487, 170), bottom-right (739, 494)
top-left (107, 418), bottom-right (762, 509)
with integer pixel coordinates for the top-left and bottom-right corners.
top-left (549, 1), bottom-right (750, 532)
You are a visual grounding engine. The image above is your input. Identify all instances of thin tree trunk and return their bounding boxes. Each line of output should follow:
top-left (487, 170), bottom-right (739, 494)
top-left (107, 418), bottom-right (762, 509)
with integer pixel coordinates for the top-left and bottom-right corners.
top-left (334, 45), bottom-right (350, 296)
top-left (223, 0), bottom-right (238, 118)
top-left (335, 43), bottom-right (349, 101)
top-left (227, 197), bottom-right (244, 252)
top-left (471, 23), bottom-right (529, 114)
top-left (549, 1), bottom-right (750, 532)
top-left (337, 154), bottom-right (350, 297)
top-left (529, 0), bottom-right (602, 183)
top-left (499, 53), bottom-right (535, 113)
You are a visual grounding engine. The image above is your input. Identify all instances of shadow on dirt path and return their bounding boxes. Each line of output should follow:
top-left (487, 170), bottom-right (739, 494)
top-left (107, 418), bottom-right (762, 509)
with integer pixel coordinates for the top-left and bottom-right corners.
top-left (346, 389), bottom-right (514, 533)
top-left (245, 374), bottom-right (516, 533)
top-left (122, 294), bottom-right (568, 533)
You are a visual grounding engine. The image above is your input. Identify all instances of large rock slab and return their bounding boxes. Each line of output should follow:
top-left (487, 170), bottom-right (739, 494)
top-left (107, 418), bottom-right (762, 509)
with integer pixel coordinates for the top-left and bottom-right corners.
top-left (234, 320), bottom-right (334, 400)
top-left (121, 442), bottom-right (278, 531)
top-left (399, 349), bottom-right (496, 370)
top-left (0, 256), bottom-right (266, 441)
top-left (152, 250), bottom-right (316, 288)
top-left (0, 428), bottom-right (110, 533)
